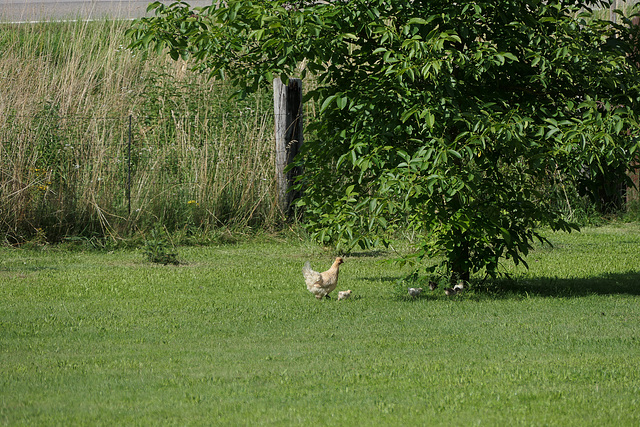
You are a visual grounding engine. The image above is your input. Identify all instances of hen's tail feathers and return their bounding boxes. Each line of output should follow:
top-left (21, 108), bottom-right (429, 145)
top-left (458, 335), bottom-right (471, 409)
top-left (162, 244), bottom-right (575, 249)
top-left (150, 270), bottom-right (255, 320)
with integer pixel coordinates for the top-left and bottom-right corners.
top-left (302, 261), bottom-right (322, 289)
top-left (302, 261), bottom-right (314, 280)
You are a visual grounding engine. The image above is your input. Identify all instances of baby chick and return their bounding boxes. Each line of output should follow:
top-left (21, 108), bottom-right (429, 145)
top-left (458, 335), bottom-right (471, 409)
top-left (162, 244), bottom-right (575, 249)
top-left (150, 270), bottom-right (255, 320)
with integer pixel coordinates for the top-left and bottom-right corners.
top-left (337, 290), bottom-right (352, 300)
top-left (453, 280), bottom-right (465, 293)
top-left (428, 280), bottom-right (438, 291)
top-left (408, 287), bottom-right (423, 297)
top-left (444, 287), bottom-right (456, 296)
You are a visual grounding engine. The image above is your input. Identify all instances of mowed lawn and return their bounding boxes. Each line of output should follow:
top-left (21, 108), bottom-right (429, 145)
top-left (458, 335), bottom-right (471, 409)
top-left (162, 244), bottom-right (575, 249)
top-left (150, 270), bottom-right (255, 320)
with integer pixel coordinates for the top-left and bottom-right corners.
top-left (1, 225), bottom-right (639, 426)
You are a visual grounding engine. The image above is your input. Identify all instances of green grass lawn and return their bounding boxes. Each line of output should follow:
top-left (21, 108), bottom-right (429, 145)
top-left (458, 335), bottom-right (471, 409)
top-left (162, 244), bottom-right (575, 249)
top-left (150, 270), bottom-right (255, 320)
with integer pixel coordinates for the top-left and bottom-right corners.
top-left (1, 225), bottom-right (640, 425)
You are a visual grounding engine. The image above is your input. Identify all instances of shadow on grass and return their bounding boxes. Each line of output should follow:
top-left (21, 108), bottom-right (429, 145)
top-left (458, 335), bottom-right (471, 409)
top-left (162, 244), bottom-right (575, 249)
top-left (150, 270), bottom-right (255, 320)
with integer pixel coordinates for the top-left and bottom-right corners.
top-left (362, 271), bottom-right (640, 299)
top-left (346, 250), bottom-right (390, 258)
top-left (0, 265), bottom-right (59, 273)
top-left (362, 276), bottom-right (401, 283)
top-left (478, 270), bottom-right (640, 298)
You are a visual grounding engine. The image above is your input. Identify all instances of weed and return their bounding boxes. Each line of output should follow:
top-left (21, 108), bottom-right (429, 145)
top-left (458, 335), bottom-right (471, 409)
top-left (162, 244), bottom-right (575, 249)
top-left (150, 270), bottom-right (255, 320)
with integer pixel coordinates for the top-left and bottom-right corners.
top-left (143, 228), bottom-right (179, 265)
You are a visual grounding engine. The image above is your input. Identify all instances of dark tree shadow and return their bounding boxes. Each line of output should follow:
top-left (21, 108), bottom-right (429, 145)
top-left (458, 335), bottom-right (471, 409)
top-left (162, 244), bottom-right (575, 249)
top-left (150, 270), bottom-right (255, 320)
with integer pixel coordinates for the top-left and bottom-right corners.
top-left (344, 250), bottom-right (390, 258)
top-left (361, 276), bottom-right (401, 283)
top-left (361, 271), bottom-right (640, 299)
top-left (0, 265), bottom-right (59, 273)
top-left (477, 270), bottom-right (640, 298)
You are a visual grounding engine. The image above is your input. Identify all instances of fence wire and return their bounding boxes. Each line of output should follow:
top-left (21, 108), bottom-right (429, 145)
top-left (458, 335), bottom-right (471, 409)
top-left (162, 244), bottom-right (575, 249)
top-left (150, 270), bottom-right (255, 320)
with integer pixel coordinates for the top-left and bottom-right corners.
top-left (0, 110), bottom-right (287, 241)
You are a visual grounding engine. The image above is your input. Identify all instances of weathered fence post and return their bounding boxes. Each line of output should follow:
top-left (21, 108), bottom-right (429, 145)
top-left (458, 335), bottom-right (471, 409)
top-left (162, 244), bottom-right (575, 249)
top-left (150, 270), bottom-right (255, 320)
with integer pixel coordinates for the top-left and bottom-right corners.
top-left (274, 77), bottom-right (303, 216)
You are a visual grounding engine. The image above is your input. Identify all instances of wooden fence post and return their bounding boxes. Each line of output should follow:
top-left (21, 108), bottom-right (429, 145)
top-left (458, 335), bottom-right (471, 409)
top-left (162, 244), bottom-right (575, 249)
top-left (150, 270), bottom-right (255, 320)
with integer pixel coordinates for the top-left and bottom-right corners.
top-left (274, 77), bottom-right (303, 216)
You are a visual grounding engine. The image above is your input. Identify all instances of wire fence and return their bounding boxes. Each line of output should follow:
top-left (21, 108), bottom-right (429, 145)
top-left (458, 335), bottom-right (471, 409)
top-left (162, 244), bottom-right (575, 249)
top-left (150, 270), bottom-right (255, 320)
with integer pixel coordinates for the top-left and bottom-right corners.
top-left (0, 109), bottom-right (282, 243)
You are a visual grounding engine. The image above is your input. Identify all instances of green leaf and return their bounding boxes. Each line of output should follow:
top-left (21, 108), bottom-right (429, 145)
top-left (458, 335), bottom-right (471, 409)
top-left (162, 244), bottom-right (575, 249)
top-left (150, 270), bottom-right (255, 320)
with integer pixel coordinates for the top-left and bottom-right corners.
top-left (500, 228), bottom-right (512, 245)
top-left (319, 95), bottom-right (337, 112)
top-left (407, 17), bottom-right (430, 25)
top-left (614, 119), bottom-right (623, 134)
top-left (425, 112), bottom-right (435, 128)
top-left (147, 1), bottom-right (163, 12)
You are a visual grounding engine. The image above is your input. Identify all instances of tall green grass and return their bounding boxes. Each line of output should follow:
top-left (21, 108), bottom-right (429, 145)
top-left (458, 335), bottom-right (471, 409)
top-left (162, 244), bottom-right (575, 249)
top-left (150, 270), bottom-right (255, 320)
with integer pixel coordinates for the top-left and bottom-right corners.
top-left (0, 19), bottom-right (279, 245)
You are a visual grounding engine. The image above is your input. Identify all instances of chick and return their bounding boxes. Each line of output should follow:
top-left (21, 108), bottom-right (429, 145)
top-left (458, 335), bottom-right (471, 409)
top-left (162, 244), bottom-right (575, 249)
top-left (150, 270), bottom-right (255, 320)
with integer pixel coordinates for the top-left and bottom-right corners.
top-left (408, 287), bottom-right (423, 297)
top-left (337, 290), bottom-right (352, 300)
top-left (428, 281), bottom-right (438, 291)
top-left (444, 287), bottom-right (456, 296)
top-left (453, 280), bottom-right (465, 292)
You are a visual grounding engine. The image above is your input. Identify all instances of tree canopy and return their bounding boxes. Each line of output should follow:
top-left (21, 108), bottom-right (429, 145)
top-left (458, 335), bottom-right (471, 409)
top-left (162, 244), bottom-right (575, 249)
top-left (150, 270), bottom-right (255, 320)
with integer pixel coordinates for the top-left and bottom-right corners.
top-left (129, 0), bottom-right (640, 282)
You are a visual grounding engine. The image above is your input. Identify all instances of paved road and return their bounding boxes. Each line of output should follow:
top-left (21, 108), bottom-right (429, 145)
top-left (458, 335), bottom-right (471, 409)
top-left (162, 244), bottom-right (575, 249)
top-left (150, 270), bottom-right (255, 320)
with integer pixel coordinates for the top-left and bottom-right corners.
top-left (0, 0), bottom-right (213, 22)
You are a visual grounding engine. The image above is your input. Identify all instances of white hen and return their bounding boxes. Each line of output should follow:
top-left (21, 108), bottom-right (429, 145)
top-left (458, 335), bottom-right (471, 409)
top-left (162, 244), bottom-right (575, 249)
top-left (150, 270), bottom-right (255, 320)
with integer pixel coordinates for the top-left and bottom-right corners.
top-left (302, 257), bottom-right (344, 300)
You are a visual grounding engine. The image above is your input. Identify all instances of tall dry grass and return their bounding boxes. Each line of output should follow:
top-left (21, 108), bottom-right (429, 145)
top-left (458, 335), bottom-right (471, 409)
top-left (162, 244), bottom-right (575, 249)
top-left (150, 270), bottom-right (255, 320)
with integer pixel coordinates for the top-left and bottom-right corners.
top-left (0, 19), bottom-right (280, 244)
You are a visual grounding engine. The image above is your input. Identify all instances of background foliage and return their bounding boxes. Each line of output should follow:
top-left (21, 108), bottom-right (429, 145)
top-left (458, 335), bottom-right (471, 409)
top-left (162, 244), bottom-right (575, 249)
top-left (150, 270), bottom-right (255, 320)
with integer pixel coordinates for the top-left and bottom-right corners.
top-left (129, 0), bottom-right (640, 281)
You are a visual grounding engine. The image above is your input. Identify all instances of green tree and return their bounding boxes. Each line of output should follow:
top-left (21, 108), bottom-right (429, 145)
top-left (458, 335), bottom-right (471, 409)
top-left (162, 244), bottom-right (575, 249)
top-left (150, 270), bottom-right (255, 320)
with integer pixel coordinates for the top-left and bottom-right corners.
top-left (128, 0), bottom-right (640, 282)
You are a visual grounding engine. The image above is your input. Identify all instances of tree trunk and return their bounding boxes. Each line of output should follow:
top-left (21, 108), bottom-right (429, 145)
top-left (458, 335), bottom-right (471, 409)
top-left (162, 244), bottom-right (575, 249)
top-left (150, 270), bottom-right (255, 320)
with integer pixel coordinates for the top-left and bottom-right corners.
top-left (450, 237), bottom-right (471, 284)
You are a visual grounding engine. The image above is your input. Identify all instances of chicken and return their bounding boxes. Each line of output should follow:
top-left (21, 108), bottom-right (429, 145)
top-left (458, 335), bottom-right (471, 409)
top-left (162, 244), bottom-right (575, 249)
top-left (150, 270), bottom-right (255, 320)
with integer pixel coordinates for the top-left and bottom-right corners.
top-left (408, 287), bottom-right (423, 297)
top-left (428, 281), bottom-right (438, 291)
top-left (444, 287), bottom-right (456, 296)
top-left (337, 290), bottom-right (352, 300)
top-left (303, 257), bottom-right (344, 300)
